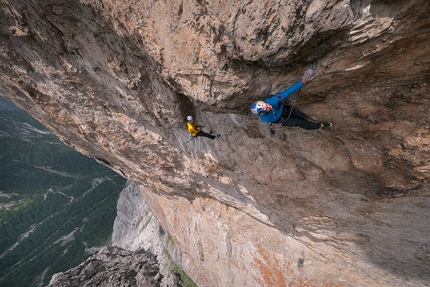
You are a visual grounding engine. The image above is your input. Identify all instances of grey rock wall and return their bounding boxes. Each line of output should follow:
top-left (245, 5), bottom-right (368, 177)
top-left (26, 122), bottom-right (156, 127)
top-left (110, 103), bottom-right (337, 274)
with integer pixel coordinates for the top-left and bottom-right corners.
top-left (48, 246), bottom-right (162, 287)
top-left (111, 181), bottom-right (184, 287)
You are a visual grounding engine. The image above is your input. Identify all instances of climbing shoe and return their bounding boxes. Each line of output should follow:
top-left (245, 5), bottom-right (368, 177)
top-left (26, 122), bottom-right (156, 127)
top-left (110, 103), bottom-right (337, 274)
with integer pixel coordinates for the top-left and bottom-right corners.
top-left (322, 122), bottom-right (333, 128)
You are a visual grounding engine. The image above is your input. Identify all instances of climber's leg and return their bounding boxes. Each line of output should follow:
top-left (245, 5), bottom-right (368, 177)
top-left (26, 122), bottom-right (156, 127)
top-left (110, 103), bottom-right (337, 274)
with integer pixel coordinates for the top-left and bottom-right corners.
top-left (196, 131), bottom-right (216, 139)
top-left (279, 117), bottom-right (321, 130)
top-left (283, 106), bottom-right (307, 119)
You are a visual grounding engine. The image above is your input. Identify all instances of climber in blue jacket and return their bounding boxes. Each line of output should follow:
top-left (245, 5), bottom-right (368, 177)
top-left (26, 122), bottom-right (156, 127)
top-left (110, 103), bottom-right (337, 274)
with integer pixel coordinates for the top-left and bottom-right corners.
top-left (251, 69), bottom-right (332, 130)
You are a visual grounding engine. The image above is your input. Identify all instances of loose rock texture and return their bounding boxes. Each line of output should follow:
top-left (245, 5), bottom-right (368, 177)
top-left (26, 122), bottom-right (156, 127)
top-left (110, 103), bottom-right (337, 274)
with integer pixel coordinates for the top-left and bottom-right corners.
top-left (1, 0), bottom-right (430, 286)
top-left (48, 246), bottom-right (162, 287)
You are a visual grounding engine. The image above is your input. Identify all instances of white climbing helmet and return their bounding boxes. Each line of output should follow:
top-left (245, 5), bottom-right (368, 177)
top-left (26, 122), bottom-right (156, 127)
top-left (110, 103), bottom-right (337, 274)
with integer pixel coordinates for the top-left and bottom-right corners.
top-left (187, 115), bottom-right (193, 121)
top-left (251, 101), bottom-right (267, 115)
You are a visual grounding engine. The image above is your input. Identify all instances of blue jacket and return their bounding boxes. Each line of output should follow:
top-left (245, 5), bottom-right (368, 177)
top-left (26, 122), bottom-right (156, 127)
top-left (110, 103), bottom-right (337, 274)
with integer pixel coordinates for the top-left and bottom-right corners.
top-left (259, 81), bottom-right (303, 123)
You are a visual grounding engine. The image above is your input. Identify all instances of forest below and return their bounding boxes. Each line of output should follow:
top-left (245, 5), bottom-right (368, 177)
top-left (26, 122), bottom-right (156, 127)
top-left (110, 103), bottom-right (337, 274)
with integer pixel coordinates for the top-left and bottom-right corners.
top-left (0, 96), bottom-right (127, 287)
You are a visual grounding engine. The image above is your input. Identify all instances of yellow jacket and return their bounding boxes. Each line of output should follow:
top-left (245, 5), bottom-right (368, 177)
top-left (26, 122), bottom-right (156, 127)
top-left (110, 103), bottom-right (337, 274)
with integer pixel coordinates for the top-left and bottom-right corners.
top-left (187, 121), bottom-right (200, 136)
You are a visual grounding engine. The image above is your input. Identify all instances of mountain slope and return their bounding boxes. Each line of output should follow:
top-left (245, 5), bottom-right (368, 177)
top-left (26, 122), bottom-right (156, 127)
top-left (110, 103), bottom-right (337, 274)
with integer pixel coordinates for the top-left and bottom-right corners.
top-left (0, 96), bottom-right (126, 287)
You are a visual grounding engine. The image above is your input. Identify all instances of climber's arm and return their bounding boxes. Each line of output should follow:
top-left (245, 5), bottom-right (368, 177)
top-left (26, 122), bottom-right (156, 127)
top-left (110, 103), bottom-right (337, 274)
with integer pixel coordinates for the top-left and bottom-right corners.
top-left (278, 81), bottom-right (303, 101)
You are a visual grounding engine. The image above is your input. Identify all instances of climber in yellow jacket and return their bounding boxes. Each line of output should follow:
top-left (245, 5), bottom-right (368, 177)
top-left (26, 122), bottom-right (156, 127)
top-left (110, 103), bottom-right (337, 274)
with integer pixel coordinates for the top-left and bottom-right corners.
top-left (186, 116), bottom-right (216, 140)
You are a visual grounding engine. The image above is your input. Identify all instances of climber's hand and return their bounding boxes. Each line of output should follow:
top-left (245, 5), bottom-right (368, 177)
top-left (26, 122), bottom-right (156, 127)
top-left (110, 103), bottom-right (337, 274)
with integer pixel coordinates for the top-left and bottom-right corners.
top-left (301, 69), bottom-right (314, 84)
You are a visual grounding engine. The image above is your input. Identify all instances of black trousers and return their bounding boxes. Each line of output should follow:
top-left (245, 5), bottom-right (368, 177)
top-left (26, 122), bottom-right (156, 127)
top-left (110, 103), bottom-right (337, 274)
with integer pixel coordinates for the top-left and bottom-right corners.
top-left (275, 106), bottom-right (321, 130)
top-left (196, 131), bottom-right (215, 139)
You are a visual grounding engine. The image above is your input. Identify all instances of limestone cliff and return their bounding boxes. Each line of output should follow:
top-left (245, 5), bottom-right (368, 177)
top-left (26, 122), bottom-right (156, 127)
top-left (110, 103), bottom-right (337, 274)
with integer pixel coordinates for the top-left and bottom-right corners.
top-left (1, 0), bottom-right (429, 286)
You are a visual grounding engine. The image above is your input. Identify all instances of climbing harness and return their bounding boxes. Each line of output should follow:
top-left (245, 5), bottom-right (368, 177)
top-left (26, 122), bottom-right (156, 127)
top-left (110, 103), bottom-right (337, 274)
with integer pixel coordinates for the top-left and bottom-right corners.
top-left (275, 89), bottom-right (300, 127)
top-left (267, 89), bottom-right (301, 136)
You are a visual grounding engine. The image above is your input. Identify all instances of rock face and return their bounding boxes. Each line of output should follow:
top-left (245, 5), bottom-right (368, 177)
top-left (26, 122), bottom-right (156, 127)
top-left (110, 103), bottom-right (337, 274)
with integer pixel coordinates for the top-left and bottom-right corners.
top-left (48, 246), bottom-right (162, 287)
top-left (110, 181), bottom-right (184, 287)
top-left (1, 0), bottom-right (430, 286)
